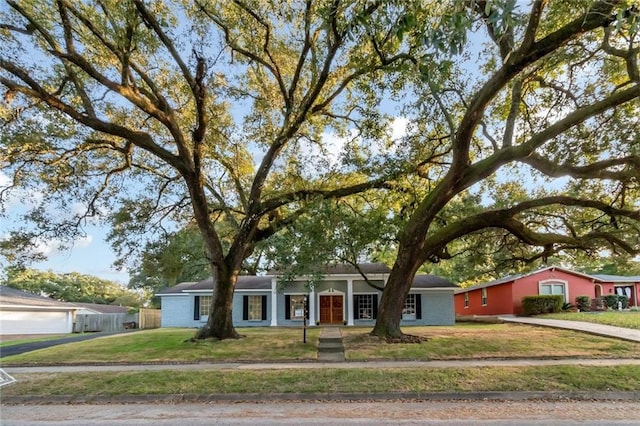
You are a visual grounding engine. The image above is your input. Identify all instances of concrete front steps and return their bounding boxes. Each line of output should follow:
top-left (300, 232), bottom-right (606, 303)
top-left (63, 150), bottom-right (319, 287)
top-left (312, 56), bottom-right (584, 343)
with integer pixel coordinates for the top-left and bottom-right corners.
top-left (318, 327), bottom-right (345, 362)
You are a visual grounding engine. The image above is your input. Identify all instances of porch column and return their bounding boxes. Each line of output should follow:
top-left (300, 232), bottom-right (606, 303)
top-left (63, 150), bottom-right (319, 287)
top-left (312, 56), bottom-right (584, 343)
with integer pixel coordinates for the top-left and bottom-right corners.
top-left (309, 288), bottom-right (316, 325)
top-left (347, 279), bottom-right (354, 326)
top-left (270, 278), bottom-right (278, 326)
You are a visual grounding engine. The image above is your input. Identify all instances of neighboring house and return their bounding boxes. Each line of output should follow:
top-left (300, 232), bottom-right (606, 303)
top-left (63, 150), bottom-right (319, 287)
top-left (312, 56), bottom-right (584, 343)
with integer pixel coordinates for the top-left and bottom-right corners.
top-left (454, 266), bottom-right (640, 316)
top-left (157, 263), bottom-right (459, 328)
top-left (72, 302), bottom-right (129, 315)
top-left (0, 285), bottom-right (79, 335)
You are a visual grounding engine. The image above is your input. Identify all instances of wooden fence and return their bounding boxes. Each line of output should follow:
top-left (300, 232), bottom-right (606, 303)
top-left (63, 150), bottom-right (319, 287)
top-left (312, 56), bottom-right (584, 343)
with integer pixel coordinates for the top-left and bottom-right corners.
top-left (73, 309), bottom-right (161, 333)
top-left (138, 308), bottom-right (161, 329)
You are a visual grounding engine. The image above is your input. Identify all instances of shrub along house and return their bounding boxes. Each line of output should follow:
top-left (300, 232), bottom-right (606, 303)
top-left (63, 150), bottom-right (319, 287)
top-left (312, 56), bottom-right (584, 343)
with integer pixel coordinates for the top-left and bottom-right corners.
top-left (157, 263), bottom-right (459, 328)
top-left (454, 266), bottom-right (640, 316)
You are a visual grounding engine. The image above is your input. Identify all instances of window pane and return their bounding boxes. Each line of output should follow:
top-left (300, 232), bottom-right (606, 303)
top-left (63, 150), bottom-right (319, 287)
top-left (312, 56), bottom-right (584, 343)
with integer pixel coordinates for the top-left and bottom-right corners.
top-left (289, 295), bottom-right (306, 319)
top-left (248, 295), bottom-right (262, 321)
top-left (357, 294), bottom-right (373, 319)
top-left (403, 294), bottom-right (416, 320)
top-left (540, 285), bottom-right (551, 295)
top-left (200, 296), bottom-right (212, 317)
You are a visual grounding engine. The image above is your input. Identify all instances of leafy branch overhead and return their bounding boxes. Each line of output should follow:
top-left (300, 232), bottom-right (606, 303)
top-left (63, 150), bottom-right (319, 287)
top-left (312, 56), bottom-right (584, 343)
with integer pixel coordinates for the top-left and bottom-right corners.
top-left (0, 0), bottom-right (421, 339)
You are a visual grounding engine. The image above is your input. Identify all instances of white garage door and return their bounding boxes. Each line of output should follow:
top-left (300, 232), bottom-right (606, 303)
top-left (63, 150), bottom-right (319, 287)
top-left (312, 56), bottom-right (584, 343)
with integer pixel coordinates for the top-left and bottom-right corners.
top-left (0, 310), bottom-right (71, 335)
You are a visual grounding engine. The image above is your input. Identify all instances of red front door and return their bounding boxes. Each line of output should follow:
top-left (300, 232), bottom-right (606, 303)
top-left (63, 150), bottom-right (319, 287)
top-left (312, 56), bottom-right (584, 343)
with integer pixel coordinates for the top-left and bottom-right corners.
top-left (319, 295), bottom-right (343, 324)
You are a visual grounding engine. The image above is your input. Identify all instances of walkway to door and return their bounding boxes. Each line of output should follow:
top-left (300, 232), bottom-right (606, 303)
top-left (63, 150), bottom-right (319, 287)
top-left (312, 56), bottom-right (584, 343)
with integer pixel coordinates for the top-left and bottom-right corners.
top-left (317, 327), bottom-right (345, 361)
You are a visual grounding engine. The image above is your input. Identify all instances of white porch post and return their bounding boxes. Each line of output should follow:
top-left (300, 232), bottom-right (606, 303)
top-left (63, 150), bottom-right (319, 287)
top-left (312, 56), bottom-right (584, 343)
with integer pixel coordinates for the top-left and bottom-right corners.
top-left (309, 288), bottom-right (316, 325)
top-left (347, 279), bottom-right (354, 326)
top-left (270, 278), bottom-right (278, 326)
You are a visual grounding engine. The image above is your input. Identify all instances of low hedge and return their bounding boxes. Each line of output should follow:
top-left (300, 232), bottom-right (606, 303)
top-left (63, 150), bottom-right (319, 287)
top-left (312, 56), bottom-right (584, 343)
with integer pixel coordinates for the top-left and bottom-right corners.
top-left (603, 294), bottom-right (629, 309)
top-left (575, 295), bottom-right (591, 312)
top-left (522, 295), bottom-right (563, 315)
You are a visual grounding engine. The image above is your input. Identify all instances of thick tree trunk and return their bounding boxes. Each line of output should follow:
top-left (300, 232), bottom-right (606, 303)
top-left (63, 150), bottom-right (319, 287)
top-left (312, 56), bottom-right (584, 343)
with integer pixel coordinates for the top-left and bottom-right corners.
top-left (195, 263), bottom-right (241, 340)
top-left (371, 250), bottom-right (421, 338)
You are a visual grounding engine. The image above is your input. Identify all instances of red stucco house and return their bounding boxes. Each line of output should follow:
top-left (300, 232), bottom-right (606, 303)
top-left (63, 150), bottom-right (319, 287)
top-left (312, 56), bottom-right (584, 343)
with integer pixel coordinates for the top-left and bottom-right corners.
top-left (454, 266), bottom-right (640, 316)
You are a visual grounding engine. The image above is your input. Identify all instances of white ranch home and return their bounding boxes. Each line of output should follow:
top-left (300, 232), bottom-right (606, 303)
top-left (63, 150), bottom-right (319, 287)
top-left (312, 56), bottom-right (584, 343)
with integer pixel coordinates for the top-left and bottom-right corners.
top-left (0, 285), bottom-right (78, 335)
top-left (157, 263), bottom-right (458, 328)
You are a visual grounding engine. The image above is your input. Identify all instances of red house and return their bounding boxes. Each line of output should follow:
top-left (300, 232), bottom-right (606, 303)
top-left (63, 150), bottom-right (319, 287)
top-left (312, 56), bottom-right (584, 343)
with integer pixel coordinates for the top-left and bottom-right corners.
top-left (454, 266), bottom-right (640, 316)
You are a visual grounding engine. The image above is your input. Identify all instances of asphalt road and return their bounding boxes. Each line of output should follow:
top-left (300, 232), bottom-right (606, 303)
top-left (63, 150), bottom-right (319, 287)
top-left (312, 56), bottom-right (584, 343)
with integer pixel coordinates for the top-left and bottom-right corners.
top-left (2, 400), bottom-right (640, 425)
top-left (0, 332), bottom-right (124, 358)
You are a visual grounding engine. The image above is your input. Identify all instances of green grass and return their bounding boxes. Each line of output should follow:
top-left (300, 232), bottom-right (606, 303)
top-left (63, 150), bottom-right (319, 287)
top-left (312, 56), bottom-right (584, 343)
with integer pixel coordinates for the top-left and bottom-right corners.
top-left (3, 365), bottom-right (639, 397)
top-left (0, 327), bottom-right (320, 364)
top-left (342, 323), bottom-right (640, 360)
top-left (3, 323), bottom-right (640, 366)
top-left (539, 311), bottom-right (640, 330)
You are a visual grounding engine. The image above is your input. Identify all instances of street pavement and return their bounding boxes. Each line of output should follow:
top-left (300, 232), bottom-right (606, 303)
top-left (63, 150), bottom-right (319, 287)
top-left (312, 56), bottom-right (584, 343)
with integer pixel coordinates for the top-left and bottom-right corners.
top-left (3, 400), bottom-right (640, 425)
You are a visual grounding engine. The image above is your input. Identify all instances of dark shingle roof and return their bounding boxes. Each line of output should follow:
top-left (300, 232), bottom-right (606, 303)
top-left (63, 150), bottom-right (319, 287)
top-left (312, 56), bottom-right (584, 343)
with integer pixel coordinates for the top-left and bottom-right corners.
top-left (412, 275), bottom-right (459, 288)
top-left (590, 274), bottom-right (640, 283)
top-left (72, 302), bottom-right (129, 314)
top-left (157, 269), bottom-right (458, 295)
top-left (0, 285), bottom-right (78, 309)
top-left (156, 276), bottom-right (272, 295)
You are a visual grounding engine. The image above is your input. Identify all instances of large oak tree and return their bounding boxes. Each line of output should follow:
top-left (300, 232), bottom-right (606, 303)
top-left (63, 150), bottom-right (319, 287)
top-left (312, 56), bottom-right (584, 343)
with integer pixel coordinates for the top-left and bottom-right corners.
top-left (0, 0), bottom-right (413, 339)
top-left (372, 0), bottom-right (640, 338)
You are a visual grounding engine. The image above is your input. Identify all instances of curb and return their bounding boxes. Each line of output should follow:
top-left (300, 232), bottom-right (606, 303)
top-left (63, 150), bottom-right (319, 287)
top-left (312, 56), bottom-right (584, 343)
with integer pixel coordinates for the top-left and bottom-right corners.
top-left (2, 391), bottom-right (640, 405)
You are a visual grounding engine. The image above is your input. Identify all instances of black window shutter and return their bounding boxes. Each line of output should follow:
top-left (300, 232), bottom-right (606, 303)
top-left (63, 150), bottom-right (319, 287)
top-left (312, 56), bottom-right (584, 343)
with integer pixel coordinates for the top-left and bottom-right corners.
top-left (194, 296), bottom-right (200, 320)
top-left (242, 296), bottom-right (249, 321)
top-left (261, 295), bottom-right (267, 320)
top-left (372, 294), bottom-right (378, 319)
top-left (416, 294), bottom-right (422, 319)
top-left (353, 295), bottom-right (360, 320)
top-left (285, 295), bottom-right (291, 319)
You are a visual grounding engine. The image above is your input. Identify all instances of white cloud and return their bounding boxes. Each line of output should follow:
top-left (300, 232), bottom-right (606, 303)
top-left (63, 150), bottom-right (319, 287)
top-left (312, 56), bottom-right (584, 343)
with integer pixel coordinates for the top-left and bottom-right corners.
top-left (24, 234), bottom-right (94, 258)
top-left (390, 117), bottom-right (409, 141)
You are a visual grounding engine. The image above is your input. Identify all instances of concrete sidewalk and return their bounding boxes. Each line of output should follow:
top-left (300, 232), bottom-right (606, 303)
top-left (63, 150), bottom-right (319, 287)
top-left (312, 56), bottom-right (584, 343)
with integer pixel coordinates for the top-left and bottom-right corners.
top-left (499, 316), bottom-right (640, 342)
top-left (5, 357), bottom-right (640, 375)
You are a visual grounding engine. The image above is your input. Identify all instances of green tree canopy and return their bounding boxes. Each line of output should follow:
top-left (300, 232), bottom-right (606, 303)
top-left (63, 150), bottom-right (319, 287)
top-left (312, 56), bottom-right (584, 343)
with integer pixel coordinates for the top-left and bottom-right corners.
top-left (2, 267), bottom-right (143, 306)
top-left (0, 0), bottom-right (417, 339)
top-left (369, 0), bottom-right (640, 338)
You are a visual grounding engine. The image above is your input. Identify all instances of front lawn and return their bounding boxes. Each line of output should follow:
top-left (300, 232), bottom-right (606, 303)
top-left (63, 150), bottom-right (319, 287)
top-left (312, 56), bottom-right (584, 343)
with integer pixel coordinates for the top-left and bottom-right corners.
top-left (3, 323), bottom-right (640, 366)
top-left (538, 311), bottom-right (640, 330)
top-left (3, 365), bottom-right (640, 397)
top-left (342, 323), bottom-right (640, 360)
top-left (0, 327), bottom-right (320, 365)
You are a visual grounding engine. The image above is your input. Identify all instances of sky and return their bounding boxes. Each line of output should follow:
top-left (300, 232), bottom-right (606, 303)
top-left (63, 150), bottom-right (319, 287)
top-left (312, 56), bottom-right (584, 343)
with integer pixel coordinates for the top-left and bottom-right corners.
top-left (0, 169), bottom-right (129, 283)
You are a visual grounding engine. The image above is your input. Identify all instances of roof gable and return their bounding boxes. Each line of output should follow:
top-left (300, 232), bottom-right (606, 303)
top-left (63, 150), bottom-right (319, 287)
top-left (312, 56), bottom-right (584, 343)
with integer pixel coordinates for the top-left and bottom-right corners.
top-left (455, 266), bottom-right (599, 293)
top-left (0, 285), bottom-right (78, 309)
top-left (72, 302), bottom-right (130, 314)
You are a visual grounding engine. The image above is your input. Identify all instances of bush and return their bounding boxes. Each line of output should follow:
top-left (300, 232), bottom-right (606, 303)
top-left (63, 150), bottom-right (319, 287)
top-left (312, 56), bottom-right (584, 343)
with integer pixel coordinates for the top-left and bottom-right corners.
top-left (575, 295), bottom-right (591, 312)
top-left (522, 295), bottom-right (564, 315)
top-left (603, 294), bottom-right (629, 310)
